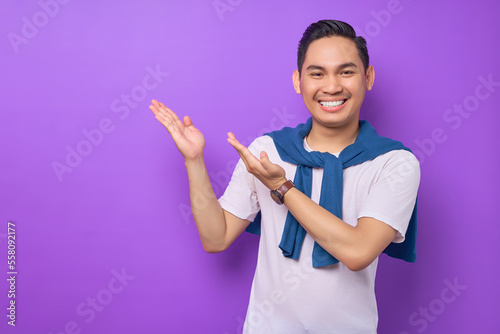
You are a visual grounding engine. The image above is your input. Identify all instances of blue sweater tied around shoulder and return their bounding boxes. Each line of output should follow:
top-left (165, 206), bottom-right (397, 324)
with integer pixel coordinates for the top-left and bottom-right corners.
top-left (245, 117), bottom-right (417, 268)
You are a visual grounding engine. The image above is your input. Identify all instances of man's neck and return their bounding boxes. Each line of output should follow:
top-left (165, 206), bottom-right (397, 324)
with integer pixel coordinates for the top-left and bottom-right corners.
top-left (305, 119), bottom-right (360, 154)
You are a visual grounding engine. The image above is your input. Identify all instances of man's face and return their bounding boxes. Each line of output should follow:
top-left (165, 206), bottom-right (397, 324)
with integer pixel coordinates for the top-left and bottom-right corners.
top-left (293, 36), bottom-right (374, 130)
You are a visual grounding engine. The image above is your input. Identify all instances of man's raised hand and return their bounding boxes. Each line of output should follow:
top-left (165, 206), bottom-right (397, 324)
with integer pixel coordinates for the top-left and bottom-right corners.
top-left (227, 132), bottom-right (287, 190)
top-left (149, 99), bottom-right (205, 162)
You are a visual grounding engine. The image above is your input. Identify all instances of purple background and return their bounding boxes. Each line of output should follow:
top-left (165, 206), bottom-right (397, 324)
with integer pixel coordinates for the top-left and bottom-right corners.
top-left (1, 0), bottom-right (499, 333)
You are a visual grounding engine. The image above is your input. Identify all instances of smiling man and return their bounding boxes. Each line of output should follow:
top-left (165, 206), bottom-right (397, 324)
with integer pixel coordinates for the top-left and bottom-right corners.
top-left (150, 20), bottom-right (420, 334)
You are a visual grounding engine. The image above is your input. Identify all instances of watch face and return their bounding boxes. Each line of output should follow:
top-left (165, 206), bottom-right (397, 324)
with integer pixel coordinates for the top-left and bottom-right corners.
top-left (271, 190), bottom-right (283, 205)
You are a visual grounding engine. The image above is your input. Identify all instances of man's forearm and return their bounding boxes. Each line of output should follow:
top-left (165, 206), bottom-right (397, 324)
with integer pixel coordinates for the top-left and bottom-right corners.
top-left (283, 188), bottom-right (357, 260)
top-left (185, 156), bottom-right (227, 252)
top-left (283, 188), bottom-right (396, 271)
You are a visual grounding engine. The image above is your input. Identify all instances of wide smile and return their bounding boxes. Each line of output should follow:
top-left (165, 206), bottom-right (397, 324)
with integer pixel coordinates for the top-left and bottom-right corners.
top-left (318, 99), bottom-right (348, 112)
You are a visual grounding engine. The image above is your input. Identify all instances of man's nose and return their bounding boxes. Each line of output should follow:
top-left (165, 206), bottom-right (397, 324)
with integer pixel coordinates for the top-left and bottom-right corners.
top-left (322, 76), bottom-right (342, 94)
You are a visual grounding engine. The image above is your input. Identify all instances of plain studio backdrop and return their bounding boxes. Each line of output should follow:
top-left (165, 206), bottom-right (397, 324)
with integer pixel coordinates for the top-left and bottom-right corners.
top-left (1, 0), bottom-right (499, 333)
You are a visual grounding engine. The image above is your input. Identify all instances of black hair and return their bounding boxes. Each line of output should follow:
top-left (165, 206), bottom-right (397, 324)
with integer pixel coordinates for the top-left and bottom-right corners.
top-left (297, 20), bottom-right (369, 75)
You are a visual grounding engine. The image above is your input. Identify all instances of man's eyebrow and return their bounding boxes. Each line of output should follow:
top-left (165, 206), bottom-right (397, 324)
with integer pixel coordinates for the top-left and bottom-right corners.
top-left (305, 65), bottom-right (326, 71)
top-left (337, 62), bottom-right (358, 70)
top-left (305, 62), bottom-right (358, 72)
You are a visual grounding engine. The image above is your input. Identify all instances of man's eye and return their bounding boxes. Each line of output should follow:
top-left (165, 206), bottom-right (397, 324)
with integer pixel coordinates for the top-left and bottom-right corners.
top-left (341, 71), bottom-right (354, 75)
top-left (310, 72), bottom-right (323, 77)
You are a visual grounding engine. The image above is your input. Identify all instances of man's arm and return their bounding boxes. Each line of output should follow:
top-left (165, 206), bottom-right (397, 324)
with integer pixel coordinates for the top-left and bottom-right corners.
top-left (227, 132), bottom-right (411, 271)
top-left (150, 100), bottom-right (250, 252)
top-left (183, 156), bottom-right (252, 252)
top-left (281, 188), bottom-right (397, 271)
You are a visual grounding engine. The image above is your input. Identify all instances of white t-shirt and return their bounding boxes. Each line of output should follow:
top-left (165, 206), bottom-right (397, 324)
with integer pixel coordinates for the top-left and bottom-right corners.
top-left (219, 135), bottom-right (420, 334)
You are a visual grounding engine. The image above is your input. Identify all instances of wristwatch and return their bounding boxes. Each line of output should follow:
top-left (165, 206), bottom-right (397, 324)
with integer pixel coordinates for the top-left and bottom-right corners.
top-left (270, 180), bottom-right (295, 205)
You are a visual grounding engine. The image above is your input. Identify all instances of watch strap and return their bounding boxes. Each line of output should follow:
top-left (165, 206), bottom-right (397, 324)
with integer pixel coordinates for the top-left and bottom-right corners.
top-left (271, 180), bottom-right (295, 204)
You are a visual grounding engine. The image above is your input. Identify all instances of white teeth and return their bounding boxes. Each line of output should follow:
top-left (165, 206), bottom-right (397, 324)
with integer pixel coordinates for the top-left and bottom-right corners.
top-left (320, 100), bottom-right (345, 107)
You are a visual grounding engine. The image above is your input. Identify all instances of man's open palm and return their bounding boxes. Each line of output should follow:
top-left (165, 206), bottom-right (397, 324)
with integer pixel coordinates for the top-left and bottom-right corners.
top-left (149, 99), bottom-right (205, 161)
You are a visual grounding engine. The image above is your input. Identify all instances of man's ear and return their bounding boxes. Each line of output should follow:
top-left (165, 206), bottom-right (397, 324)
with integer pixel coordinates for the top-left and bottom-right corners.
top-left (365, 65), bottom-right (375, 91)
top-left (292, 69), bottom-right (301, 94)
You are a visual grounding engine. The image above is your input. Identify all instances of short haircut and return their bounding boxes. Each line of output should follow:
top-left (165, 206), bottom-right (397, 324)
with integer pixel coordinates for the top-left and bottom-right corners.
top-left (297, 20), bottom-right (369, 75)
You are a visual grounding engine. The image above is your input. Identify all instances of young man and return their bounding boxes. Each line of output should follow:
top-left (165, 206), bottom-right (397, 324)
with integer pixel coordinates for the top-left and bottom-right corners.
top-left (150, 20), bottom-right (420, 334)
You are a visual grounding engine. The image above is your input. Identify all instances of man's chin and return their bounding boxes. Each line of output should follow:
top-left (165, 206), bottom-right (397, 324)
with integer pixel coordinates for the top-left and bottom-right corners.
top-left (310, 111), bottom-right (359, 128)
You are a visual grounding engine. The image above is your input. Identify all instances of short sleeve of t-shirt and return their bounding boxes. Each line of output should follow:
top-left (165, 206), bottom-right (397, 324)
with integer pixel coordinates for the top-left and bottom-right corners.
top-left (218, 140), bottom-right (261, 222)
top-left (357, 150), bottom-right (420, 243)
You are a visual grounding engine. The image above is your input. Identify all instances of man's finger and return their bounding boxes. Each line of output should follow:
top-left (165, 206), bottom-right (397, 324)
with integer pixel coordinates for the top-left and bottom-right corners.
top-left (151, 99), bottom-right (163, 111)
top-left (152, 100), bottom-right (182, 125)
top-left (260, 151), bottom-right (278, 169)
top-left (165, 107), bottom-right (182, 123)
top-left (227, 133), bottom-right (253, 158)
top-left (155, 113), bottom-right (173, 131)
top-left (185, 115), bottom-right (198, 128)
top-left (259, 151), bottom-right (274, 171)
top-left (227, 132), bottom-right (243, 151)
top-left (151, 100), bottom-right (169, 118)
top-left (227, 138), bottom-right (253, 171)
top-left (151, 105), bottom-right (167, 118)
top-left (260, 151), bottom-right (284, 176)
top-left (227, 133), bottom-right (267, 174)
top-left (149, 104), bottom-right (159, 115)
top-left (227, 137), bottom-right (247, 158)
top-left (155, 107), bottom-right (175, 124)
top-left (154, 110), bottom-right (181, 138)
